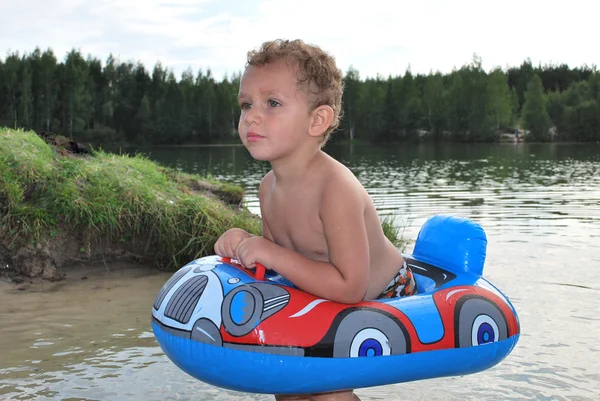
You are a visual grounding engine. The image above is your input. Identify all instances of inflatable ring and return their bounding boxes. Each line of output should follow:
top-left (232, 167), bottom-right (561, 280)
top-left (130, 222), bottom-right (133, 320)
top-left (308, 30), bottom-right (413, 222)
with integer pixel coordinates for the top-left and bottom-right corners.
top-left (151, 215), bottom-right (520, 394)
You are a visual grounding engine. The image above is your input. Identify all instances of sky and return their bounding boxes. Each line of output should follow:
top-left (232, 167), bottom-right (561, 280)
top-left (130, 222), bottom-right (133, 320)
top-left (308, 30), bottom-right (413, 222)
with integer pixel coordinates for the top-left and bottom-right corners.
top-left (1, 0), bottom-right (598, 81)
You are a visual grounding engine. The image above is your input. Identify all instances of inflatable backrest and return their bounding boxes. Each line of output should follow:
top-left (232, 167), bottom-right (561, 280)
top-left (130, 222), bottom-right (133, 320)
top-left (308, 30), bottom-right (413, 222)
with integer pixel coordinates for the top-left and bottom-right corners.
top-left (412, 215), bottom-right (487, 277)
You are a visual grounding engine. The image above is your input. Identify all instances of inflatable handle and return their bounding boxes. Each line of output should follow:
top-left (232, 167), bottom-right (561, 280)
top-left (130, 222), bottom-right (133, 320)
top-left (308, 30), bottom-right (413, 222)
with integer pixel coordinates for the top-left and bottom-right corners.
top-left (221, 257), bottom-right (266, 281)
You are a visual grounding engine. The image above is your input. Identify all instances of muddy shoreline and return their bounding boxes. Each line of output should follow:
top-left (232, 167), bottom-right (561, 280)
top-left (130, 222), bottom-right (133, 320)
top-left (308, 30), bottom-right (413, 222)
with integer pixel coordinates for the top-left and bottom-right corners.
top-left (0, 230), bottom-right (165, 286)
top-left (0, 259), bottom-right (165, 292)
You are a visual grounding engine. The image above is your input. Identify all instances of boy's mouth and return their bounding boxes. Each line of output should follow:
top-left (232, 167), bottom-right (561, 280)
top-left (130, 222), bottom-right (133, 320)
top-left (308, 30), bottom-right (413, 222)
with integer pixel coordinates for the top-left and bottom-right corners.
top-left (247, 132), bottom-right (264, 142)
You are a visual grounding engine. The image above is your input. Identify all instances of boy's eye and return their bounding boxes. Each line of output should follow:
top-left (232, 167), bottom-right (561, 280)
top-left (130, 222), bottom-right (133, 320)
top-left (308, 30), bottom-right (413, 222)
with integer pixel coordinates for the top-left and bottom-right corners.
top-left (268, 99), bottom-right (281, 108)
top-left (240, 102), bottom-right (251, 110)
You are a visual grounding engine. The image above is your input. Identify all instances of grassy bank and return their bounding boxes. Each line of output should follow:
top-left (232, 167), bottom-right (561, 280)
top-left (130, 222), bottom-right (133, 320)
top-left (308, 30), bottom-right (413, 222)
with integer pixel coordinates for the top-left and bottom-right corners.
top-left (0, 128), bottom-right (261, 278)
top-left (0, 128), bottom-right (405, 281)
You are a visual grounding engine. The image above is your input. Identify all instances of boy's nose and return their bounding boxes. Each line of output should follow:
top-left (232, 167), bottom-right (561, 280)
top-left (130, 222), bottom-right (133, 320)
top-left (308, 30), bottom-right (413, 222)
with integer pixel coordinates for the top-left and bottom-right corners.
top-left (244, 107), bottom-right (262, 126)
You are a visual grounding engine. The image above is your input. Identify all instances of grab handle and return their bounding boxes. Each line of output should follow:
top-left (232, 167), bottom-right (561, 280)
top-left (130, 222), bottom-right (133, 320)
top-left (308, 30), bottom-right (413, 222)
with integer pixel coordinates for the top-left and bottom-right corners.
top-left (221, 257), bottom-right (266, 281)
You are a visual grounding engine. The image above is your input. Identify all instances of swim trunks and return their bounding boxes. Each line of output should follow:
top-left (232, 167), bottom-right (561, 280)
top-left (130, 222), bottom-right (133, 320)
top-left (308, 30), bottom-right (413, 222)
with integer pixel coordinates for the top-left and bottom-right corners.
top-left (377, 260), bottom-right (418, 299)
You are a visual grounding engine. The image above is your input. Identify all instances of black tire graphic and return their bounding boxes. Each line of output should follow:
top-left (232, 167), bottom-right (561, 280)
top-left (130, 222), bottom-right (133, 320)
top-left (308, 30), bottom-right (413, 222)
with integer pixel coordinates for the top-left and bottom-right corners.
top-left (456, 297), bottom-right (508, 348)
top-left (332, 309), bottom-right (409, 358)
top-left (191, 318), bottom-right (222, 346)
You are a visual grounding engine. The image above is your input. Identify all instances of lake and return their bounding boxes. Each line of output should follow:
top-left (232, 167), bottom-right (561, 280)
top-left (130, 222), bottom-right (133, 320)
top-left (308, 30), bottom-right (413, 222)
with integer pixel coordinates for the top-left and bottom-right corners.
top-left (1, 141), bottom-right (599, 400)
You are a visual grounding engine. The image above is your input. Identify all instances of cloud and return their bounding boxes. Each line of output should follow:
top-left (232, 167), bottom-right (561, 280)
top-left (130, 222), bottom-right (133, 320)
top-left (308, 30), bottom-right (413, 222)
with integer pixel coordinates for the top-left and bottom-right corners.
top-left (1, 0), bottom-right (598, 81)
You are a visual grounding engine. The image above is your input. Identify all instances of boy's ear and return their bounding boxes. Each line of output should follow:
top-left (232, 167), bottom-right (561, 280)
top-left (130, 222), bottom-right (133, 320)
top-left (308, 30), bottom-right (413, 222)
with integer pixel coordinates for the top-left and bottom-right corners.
top-left (308, 105), bottom-right (334, 138)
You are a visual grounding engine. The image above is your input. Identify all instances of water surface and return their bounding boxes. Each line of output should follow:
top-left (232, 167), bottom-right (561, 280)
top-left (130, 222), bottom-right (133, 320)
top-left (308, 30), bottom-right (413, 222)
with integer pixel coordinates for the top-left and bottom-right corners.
top-left (2, 142), bottom-right (599, 400)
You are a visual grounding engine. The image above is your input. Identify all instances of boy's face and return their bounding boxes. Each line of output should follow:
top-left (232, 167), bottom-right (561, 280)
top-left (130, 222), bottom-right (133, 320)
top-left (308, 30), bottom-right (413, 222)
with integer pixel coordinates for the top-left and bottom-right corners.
top-left (237, 59), bottom-right (315, 162)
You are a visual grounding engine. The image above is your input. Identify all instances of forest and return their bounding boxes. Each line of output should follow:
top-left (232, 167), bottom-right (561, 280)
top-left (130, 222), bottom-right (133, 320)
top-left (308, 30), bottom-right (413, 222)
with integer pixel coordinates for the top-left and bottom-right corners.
top-left (1, 47), bottom-right (599, 146)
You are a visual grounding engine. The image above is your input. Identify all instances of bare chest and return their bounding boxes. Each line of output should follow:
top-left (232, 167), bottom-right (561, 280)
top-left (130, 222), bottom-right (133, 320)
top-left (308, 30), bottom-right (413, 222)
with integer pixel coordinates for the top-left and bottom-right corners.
top-left (262, 191), bottom-right (328, 259)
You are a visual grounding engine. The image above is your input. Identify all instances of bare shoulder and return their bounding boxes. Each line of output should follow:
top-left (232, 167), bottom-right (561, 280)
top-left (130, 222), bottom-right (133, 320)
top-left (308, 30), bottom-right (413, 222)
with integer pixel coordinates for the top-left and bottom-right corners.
top-left (319, 154), bottom-right (368, 208)
top-left (258, 169), bottom-right (275, 198)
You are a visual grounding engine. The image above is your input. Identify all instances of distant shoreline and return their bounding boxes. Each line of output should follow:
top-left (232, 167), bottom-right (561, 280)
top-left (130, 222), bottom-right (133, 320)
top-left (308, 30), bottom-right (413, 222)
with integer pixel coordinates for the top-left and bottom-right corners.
top-left (120, 137), bottom-right (598, 149)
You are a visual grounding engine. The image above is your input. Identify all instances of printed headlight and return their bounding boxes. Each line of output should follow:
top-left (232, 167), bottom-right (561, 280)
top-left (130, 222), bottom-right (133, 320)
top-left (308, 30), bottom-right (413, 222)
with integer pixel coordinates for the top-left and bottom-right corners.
top-left (222, 283), bottom-right (290, 337)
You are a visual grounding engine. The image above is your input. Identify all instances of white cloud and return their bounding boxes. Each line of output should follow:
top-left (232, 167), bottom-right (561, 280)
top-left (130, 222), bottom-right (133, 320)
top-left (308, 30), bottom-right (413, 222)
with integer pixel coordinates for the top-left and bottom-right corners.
top-left (1, 0), bottom-right (598, 80)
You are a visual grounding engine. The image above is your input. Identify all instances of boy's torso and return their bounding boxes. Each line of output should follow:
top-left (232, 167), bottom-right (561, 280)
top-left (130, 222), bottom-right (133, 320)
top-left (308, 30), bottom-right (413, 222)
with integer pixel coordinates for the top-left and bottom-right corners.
top-left (260, 155), bottom-right (404, 300)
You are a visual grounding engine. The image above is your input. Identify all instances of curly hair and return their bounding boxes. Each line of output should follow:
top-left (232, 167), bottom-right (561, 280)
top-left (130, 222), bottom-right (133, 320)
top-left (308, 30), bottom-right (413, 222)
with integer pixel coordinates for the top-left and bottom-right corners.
top-left (246, 39), bottom-right (344, 143)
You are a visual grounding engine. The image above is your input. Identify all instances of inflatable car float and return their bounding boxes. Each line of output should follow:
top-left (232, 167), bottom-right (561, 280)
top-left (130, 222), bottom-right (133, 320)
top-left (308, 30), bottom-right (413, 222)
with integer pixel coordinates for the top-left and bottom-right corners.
top-left (151, 215), bottom-right (520, 394)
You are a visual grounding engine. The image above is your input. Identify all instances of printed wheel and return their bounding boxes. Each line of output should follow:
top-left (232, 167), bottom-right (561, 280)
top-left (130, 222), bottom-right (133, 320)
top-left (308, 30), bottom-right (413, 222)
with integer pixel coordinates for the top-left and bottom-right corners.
top-left (455, 297), bottom-right (508, 348)
top-left (332, 309), bottom-right (408, 358)
top-left (191, 318), bottom-right (222, 346)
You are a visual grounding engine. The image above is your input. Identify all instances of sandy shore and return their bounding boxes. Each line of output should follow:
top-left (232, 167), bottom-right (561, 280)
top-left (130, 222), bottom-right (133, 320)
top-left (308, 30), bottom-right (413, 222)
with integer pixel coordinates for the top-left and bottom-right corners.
top-left (0, 261), bottom-right (165, 293)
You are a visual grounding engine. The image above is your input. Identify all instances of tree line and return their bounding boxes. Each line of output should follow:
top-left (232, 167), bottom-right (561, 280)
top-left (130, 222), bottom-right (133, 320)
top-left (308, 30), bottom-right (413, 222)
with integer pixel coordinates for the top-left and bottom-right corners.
top-left (1, 48), bottom-right (599, 145)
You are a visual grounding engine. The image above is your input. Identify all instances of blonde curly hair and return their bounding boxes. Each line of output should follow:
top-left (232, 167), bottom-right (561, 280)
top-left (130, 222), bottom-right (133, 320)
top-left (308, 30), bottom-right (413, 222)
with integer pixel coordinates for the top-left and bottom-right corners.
top-left (246, 39), bottom-right (344, 144)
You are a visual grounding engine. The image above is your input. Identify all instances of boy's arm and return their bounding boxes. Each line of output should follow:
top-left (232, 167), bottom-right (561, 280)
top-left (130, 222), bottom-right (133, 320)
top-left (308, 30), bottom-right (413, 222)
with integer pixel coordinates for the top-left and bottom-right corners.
top-left (245, 177), bottom-right (369, 304)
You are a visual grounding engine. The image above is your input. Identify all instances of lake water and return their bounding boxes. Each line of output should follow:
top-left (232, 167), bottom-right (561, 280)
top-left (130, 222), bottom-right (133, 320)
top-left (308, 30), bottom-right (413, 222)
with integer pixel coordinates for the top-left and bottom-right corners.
top-left (1, 142), bottom-right (599, 400)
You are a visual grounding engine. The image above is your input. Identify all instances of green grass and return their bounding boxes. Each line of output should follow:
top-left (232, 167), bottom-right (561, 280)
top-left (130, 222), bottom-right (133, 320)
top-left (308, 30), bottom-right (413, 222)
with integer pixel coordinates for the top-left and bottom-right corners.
top-left (380, 214), bottom-right (409, 250)
top-left (0, 128), bottom-right (261, 270)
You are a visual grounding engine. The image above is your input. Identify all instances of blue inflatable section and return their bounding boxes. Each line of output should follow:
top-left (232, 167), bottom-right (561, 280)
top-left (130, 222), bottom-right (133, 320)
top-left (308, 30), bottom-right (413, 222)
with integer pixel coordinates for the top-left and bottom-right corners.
top-left (153, 320), bottom-right (519, 394)
top-left (413, 214), bottom-right (487, 277)
top-left (389, 295), bottom-right (444, 344)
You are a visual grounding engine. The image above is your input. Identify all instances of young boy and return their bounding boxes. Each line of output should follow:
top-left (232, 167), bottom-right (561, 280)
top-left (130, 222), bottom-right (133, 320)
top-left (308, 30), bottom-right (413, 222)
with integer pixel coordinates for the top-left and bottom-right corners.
top-left (214, 39), bottom-right (417, 401)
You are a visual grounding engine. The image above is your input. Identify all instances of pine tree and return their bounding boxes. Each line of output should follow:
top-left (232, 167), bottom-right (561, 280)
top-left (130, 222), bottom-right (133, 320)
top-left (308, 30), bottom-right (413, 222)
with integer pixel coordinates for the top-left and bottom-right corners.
top-left (521, 74), bottom-right (551, 141)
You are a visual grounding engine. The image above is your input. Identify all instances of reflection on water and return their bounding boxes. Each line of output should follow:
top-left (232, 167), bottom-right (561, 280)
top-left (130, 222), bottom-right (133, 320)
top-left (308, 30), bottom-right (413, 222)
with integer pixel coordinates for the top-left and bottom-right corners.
top-left (2, 142), bottom-right (599, 400)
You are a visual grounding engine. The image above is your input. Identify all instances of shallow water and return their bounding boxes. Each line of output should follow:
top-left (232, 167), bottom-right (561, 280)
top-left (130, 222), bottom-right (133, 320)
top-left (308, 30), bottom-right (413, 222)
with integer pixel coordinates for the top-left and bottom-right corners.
top-left (1, 142), bottom-right (599, 400)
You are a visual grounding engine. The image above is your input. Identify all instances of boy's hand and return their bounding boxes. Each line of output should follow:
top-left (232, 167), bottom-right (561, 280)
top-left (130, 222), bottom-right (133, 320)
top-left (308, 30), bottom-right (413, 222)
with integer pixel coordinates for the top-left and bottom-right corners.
top-left (214, 228), bottom-right (252, 259)
top-left (236, 236), bottom-right (273, 270)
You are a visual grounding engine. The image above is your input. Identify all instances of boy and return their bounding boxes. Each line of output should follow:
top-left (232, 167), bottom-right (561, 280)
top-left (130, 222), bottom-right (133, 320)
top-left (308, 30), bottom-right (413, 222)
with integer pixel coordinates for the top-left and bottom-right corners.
top-left (214, 39), bottom-right (417, 401)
